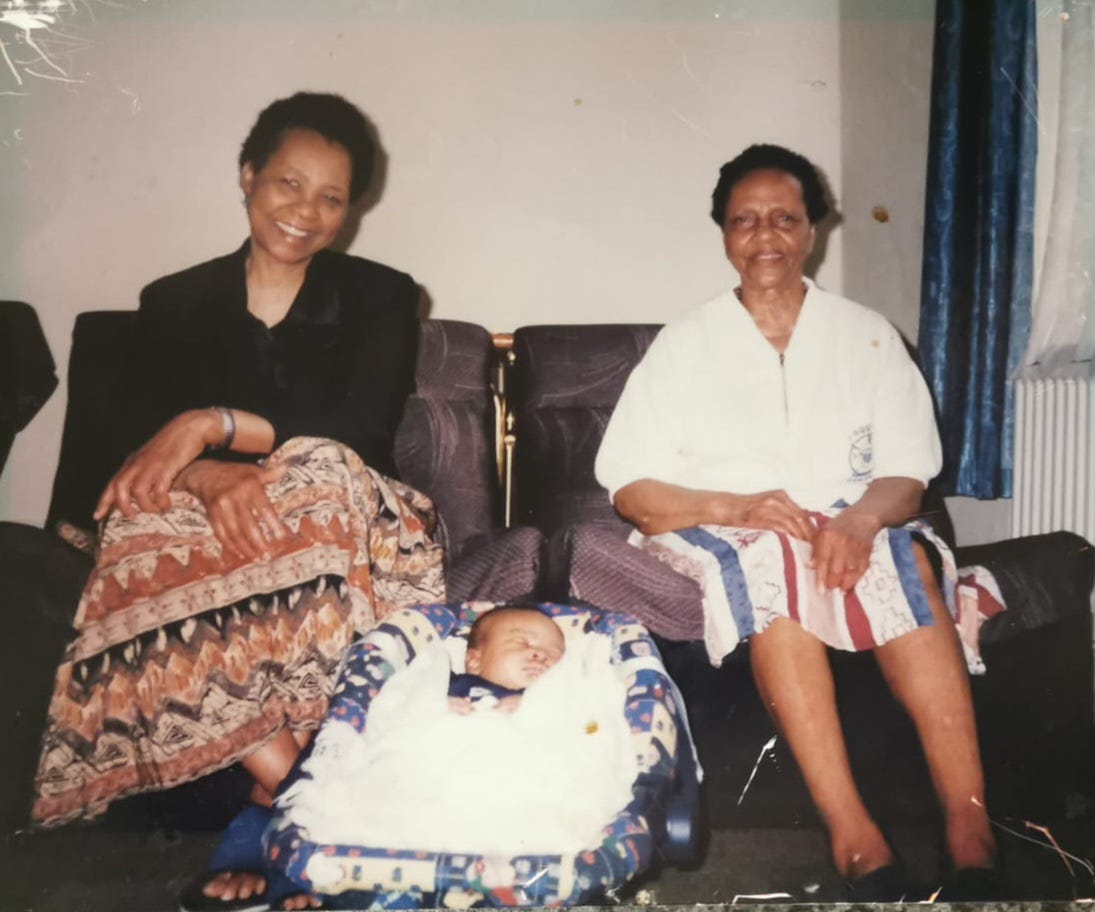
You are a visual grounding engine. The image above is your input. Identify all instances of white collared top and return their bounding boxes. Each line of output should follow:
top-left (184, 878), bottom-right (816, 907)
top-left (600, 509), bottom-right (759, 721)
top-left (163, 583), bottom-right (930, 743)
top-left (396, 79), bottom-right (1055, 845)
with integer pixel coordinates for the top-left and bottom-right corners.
top-left (595, 279), bottom-right (942, 511)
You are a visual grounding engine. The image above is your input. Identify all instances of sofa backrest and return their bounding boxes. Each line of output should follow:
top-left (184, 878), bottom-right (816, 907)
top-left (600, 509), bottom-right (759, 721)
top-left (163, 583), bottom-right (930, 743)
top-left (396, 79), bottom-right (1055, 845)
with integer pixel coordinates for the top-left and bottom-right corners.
top-left (47, 311), bottom-right (137, 533)
top-left (46, 313), bottom-right (500, 561)
top-left (507, 322), bottom-right (959, 550)
top-left (0, 301), bottom-right (57, 475)
top-left (508, 324), bottom-right (661, 533)
top-left (393, 319), bottom-right (499, 559)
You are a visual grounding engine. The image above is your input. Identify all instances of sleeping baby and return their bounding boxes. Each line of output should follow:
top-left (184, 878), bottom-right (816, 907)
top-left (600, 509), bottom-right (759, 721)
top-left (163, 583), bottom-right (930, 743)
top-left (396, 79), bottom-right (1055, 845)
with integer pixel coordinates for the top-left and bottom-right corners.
top-left (279, 605), bottom-right (637, 861)
top-left (447, 606), bottom-right (566, 714)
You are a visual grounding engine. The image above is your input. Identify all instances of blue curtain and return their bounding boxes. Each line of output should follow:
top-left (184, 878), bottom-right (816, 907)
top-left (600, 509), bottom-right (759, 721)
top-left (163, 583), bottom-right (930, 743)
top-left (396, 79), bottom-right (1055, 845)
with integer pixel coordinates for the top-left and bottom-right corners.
top-left (918, 0), bottom-right (1037, 498)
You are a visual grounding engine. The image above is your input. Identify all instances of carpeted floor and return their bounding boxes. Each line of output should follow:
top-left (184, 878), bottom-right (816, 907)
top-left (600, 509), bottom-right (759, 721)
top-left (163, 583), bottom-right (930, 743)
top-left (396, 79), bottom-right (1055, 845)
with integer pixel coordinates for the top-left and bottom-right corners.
top-left (3, 813), bottom-right (1094, 911)
top-left (5, 642), bottom-right (1093, 910)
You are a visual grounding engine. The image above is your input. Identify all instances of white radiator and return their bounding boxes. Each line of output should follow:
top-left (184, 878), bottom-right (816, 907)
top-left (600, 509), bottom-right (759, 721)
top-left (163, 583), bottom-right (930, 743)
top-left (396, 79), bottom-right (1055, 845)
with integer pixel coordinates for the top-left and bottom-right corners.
top-left (1011, 366), bottom-right (1095, 542)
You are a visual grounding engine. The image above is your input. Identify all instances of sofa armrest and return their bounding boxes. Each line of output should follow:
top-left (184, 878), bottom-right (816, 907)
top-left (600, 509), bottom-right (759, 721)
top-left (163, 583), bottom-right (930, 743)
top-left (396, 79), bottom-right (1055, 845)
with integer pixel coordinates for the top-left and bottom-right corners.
top-left (0, 521), bottom-right (92, 629)
top-left (0, 301), bottom-right (58, 475)
top-left (956, 531), bottom-right (1094, 644)
top-left (0, 521), bottom-right (91, 830)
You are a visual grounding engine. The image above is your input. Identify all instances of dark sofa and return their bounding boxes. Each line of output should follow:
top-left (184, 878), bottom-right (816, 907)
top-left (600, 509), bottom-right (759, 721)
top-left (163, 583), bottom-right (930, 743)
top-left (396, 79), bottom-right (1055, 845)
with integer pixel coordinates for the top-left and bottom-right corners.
top-left (506, 323), bottom-right (1095, 830)
top-left (0, 302), bottom-right (57, 476)
top-left (3, 310), bottom-right (1093, 858)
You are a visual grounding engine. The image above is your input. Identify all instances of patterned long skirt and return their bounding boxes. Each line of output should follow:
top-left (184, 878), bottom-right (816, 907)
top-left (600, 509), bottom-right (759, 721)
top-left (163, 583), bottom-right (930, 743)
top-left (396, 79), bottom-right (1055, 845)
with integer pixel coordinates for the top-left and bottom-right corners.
top-left (32, 437), bottom-right (446, 827)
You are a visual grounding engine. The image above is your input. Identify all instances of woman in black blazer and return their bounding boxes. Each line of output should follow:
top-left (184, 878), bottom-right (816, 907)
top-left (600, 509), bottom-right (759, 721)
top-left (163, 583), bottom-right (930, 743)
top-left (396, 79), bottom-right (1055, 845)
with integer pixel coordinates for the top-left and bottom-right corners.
top-left (32, 92), bottom-right (445, 910)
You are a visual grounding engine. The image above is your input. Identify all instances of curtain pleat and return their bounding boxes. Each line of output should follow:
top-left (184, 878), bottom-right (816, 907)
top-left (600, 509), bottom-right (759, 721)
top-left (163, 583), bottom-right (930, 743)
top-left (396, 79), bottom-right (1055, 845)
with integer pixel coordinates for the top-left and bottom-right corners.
top-left (1024, 0), bottom-right (1095, 368)
top-left (918, 0), bottom-right (1037, 498)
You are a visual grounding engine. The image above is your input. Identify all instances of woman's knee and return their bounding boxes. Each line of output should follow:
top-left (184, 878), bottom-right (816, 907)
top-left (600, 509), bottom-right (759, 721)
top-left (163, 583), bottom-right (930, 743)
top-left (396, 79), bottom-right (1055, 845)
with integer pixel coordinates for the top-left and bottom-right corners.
top-left (750, 616), bottom-right (829, 663)
top-left (272, 436), bottom-right (366, 477)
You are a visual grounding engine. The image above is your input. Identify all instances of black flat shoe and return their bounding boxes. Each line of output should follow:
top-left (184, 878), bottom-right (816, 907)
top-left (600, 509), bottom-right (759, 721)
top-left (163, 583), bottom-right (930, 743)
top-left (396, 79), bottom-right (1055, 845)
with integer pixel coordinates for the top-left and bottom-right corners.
top-left (846, 864), bottom-right (923, 903)
top-left (937, 866), bottom-right (1010, 902)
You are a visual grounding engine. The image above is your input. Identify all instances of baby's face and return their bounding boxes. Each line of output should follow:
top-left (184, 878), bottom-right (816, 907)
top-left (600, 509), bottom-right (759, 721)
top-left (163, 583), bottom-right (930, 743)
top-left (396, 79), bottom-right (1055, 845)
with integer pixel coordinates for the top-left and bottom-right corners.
top-left (466, 610), bottom-right (565, 691)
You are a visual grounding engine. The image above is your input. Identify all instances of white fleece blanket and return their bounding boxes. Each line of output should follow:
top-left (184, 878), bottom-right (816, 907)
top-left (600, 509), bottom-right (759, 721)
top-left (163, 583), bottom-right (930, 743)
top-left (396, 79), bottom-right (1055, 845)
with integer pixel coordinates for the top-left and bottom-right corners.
top-left (280, 631), bottom-right (637, 857)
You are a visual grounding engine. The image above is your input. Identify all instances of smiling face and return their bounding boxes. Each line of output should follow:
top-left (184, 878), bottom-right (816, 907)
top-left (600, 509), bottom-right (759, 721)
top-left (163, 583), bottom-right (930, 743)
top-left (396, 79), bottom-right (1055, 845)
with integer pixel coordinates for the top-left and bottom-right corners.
top-left (465, 609), bottom-right (565, 691)
top-left (239, 128), bottom-right (352, 269)
top-left (722, 168), bottom-right (817, 293)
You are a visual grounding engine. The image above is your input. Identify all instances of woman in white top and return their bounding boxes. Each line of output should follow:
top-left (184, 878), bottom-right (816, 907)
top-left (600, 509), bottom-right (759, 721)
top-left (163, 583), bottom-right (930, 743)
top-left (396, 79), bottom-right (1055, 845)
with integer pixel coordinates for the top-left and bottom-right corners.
top-left (596, 144), bottom-right (997, 901)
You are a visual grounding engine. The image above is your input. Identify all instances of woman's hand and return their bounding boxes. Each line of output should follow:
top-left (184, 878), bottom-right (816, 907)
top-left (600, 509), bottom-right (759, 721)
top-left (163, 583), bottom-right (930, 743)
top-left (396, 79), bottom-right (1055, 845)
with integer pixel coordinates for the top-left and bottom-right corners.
top-left (613, 479), bottom-right (816, 539)
top-left (732, 489), bottom-right (817, 542)
top-left (95, 409), bottom-right (223, 521)
top-left (808, 478), bottom-right (925, 592)
top-left (809, 509), bottom-right (881, 592)
top-left (176, 459), bottom-right (288, 560)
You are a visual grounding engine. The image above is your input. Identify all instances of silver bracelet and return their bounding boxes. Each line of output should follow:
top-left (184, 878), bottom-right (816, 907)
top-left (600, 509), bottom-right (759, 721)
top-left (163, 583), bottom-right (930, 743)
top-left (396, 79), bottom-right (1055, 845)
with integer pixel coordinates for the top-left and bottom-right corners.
top-left (211, 406), bottom-right (236, 450)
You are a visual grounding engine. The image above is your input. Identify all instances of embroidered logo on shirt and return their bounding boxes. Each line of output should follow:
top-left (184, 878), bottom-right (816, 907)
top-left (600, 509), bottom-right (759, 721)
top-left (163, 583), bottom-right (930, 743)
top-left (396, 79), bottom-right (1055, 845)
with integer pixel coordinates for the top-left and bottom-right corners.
top-left (848, 425), bottom-right (873, 480)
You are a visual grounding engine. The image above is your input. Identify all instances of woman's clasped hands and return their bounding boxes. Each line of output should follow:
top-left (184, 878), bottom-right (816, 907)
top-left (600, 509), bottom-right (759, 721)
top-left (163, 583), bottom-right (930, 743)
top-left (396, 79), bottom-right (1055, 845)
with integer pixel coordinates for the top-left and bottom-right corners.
top-left (94, 408), bottom-right (287, 559)
top-left (174, 459), bottom-right (288, 560)
top-left (732, 488), bottom-right (815, 541)
top-left (732, 488), bottom-right (878, 593)
top-left (809, 509), bottom-right (880, 594)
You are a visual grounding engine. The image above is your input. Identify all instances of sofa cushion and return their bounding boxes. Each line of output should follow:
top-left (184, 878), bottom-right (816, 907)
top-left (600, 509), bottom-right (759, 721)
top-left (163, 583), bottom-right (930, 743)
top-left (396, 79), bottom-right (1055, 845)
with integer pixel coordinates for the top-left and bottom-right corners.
top-left (564, 522), bottom-right (705, 641)
top-left (0, 521), bottom-right (92, 830)
top-left (510, 324), bottom-right (660, 532)
top-left (510, 323), bottom-right (662, 410)
top-left (512, 406), bottom-right (617, 530)
top-left (47, 312), bottom-right (138, 532)
top-left (393, 320), bottom-right (498, 559)
top-left (446, 526), bottom-right (544, 603)
top-left (407, 318), bottom-right (496, 400)
top-left (508, 323), bottom-right (707, 638)
top-left (959, 531), bottom-right (1095, 644)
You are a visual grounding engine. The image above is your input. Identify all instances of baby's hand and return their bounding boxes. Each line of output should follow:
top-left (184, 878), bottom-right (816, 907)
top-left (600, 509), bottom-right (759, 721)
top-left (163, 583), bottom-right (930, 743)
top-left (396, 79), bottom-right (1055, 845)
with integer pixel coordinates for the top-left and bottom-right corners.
top-left (496, 695), bottom-right (522, 714)
top-left (448, 696), bottom-right (472, 715)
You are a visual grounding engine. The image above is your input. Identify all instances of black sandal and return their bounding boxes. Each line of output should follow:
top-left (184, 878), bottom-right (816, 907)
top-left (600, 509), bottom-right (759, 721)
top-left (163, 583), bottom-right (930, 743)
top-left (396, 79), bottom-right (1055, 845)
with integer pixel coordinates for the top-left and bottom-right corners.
top-left (846, 864), bottom-right (923, 903)
top-left (937, 866), bottom-right (1010, 902)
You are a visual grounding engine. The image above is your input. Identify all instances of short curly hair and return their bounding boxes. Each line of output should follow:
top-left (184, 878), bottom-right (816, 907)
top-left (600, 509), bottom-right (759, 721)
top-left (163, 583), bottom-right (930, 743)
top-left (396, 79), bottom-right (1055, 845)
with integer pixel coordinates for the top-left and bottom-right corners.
top-left (239, 92), bottom-right (376, 203)
top-left (710, 144), bottom-right (830, 227)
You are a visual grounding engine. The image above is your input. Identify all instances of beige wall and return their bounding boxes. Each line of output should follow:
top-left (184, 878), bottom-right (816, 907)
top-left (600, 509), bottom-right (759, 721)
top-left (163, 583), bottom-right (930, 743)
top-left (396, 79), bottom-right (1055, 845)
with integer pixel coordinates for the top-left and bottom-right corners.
top-left (837, 0), bottom-right (933, 343)
top-left (2, 0), bottom-right (849, 523)
top-left (837, 0), bottom-right (1067, 548)
top-left (19, 0), bottom-right (1059, 547)
top-left (8, 0), bottom-right (1049, 547)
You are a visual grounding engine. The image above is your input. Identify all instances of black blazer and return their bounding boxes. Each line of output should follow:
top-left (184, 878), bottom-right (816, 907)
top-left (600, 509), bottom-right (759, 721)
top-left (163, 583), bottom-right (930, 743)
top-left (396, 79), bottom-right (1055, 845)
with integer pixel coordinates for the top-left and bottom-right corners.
top-left (126, 243), bottom-right (419, 478)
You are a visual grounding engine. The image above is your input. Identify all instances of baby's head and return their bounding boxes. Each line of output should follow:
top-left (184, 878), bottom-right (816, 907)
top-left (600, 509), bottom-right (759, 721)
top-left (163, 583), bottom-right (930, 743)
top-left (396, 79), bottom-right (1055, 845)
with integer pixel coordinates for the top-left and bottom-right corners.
top-left (465, 607), bottom-right (565, 691)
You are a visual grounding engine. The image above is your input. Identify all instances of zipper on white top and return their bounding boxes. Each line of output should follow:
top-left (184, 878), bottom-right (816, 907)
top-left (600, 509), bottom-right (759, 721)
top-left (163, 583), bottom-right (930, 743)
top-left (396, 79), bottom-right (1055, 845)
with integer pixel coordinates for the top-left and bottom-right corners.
top-left (779, 352), bottom-right (789, 425)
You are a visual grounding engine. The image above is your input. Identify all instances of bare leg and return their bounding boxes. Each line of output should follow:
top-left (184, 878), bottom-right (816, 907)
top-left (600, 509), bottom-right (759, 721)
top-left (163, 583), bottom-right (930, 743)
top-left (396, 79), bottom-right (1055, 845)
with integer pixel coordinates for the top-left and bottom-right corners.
top-left (873, 544), bottom-right (995, 870)
top-left (247, 729), bottom-right (315, 806)
top-left (201, 728), bottom-right (321, 909)
top-left (750, 617), bottom-right (893, 879)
